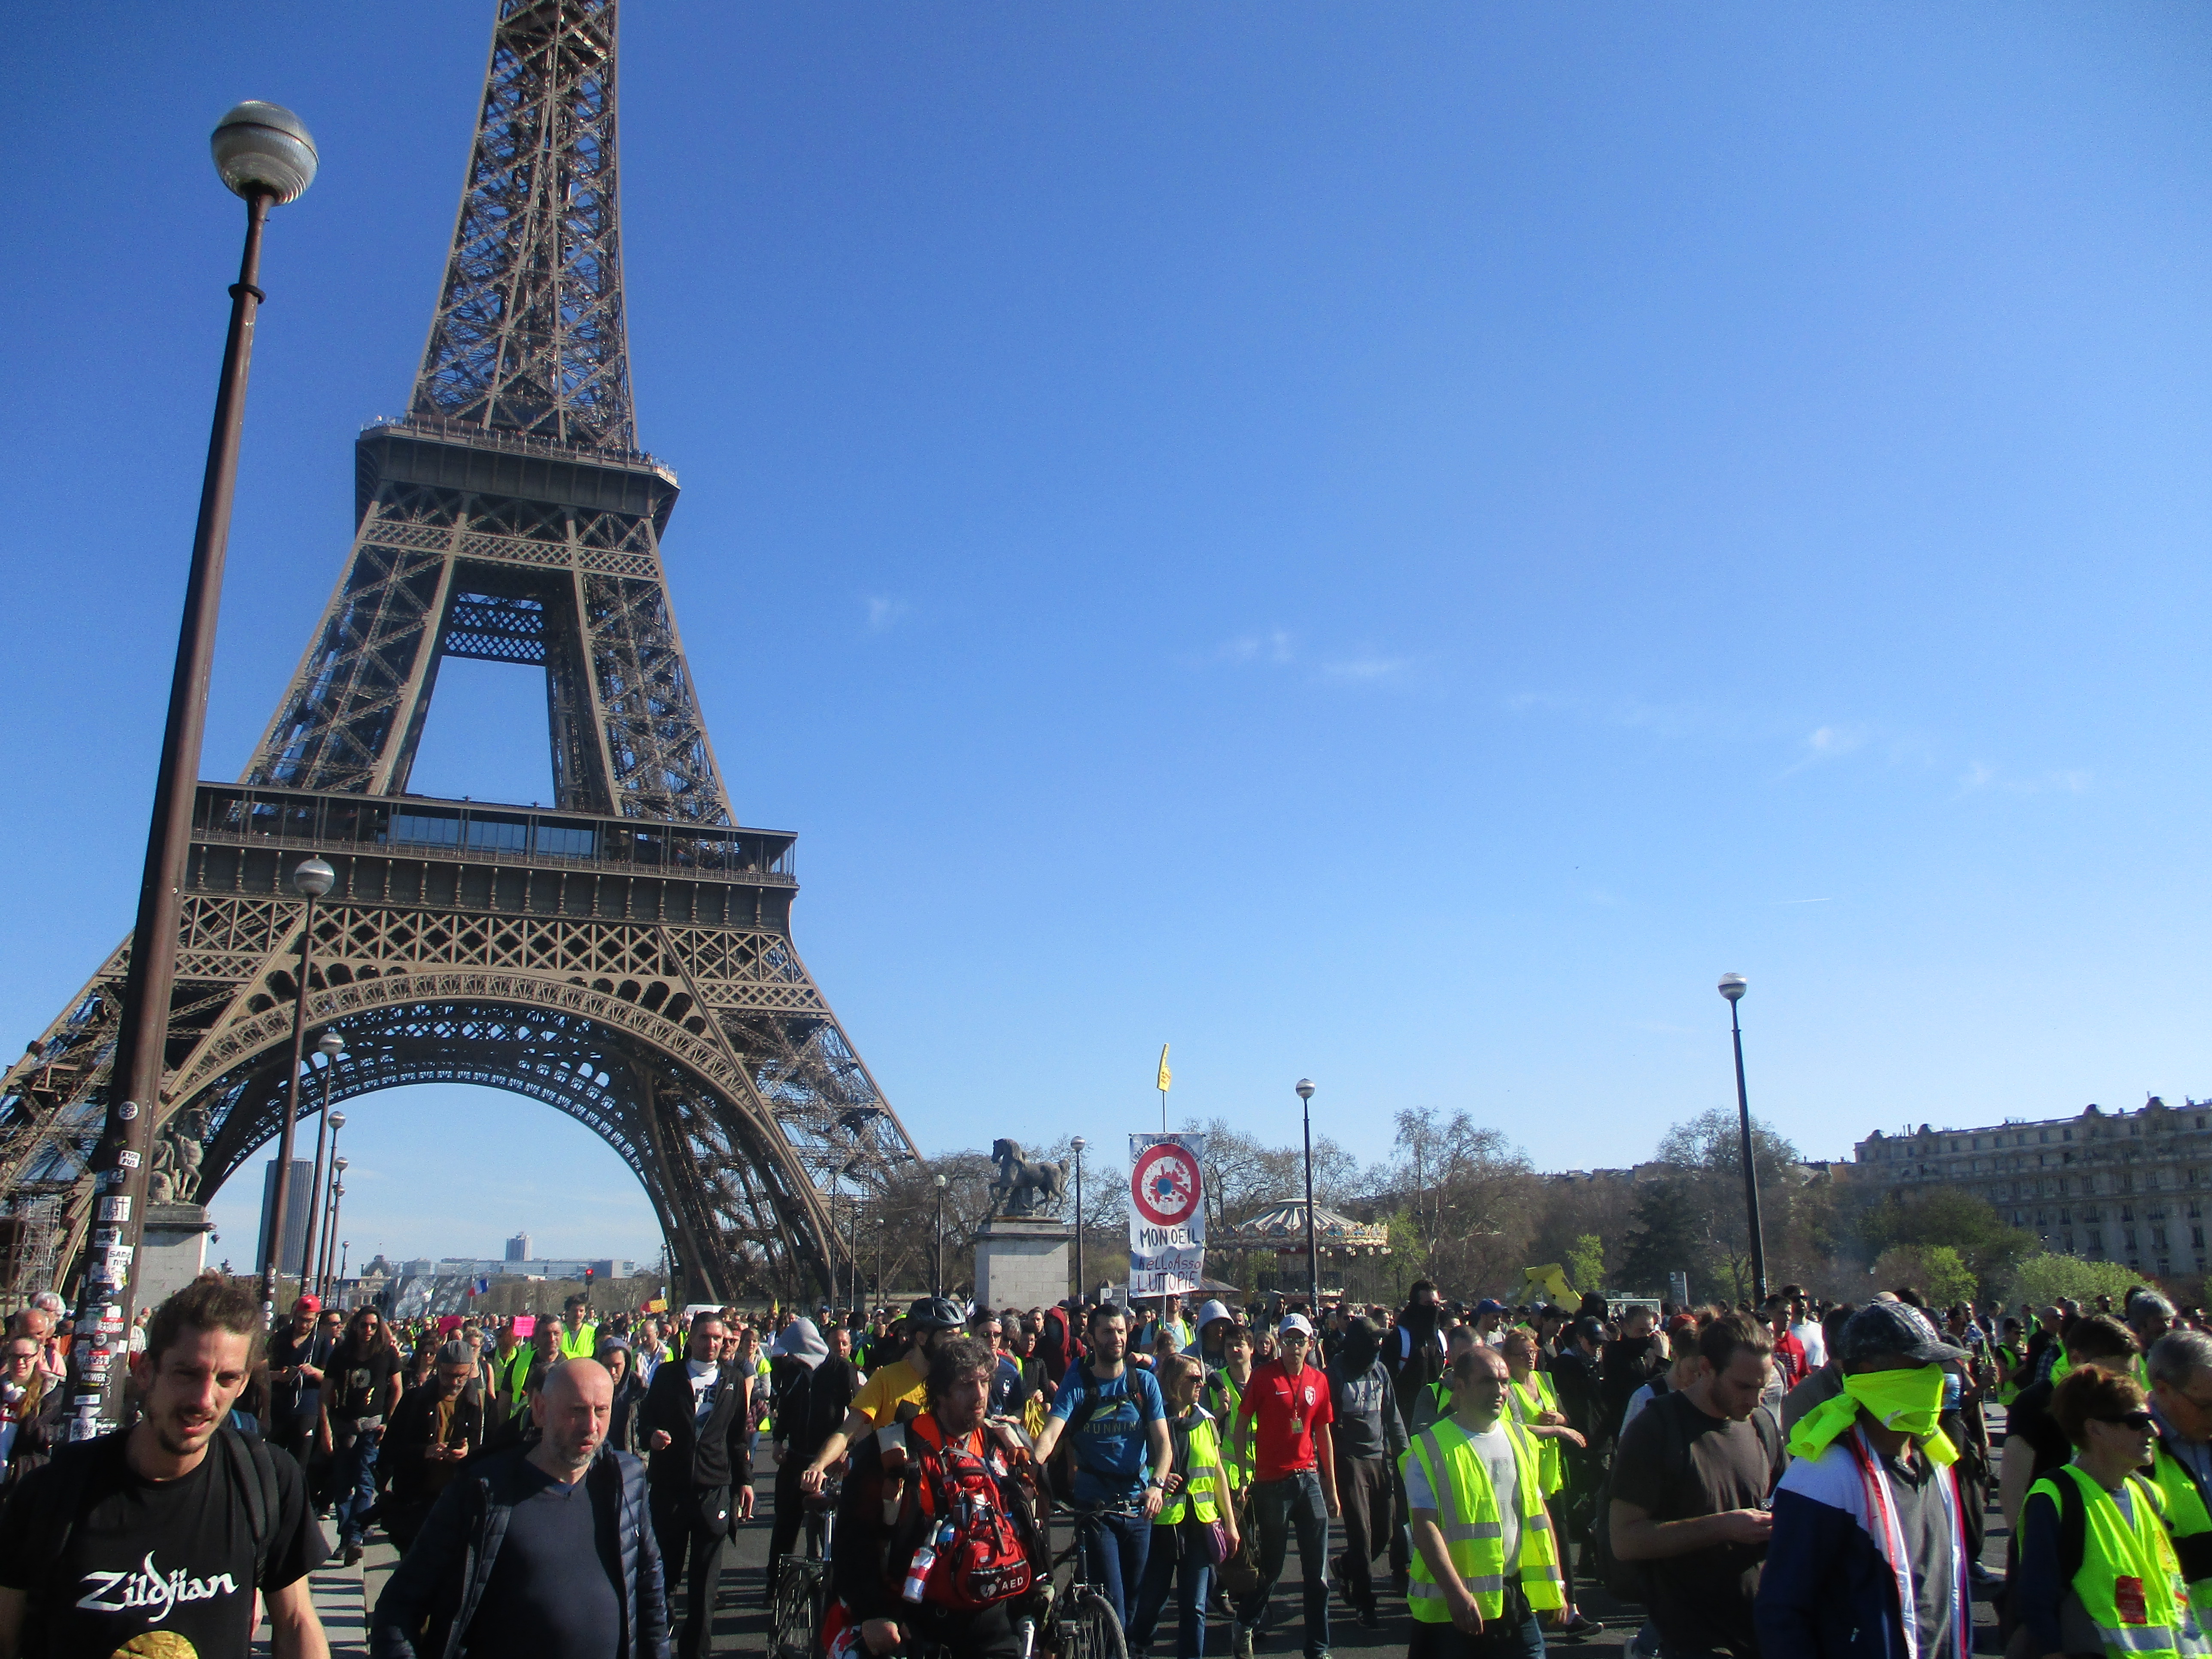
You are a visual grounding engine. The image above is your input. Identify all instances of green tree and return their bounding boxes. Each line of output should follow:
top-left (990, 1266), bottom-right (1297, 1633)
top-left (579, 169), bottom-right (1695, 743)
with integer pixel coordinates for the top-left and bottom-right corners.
top-left (1563, 1234), bottom-right (1605, 1301)
top-left (1871, 1244), bottom-right (1977, 1308)
top-left (1858, 1189), bottom-right (2033, 1288)
top-left (1653, 1109), bottom-right (1806, 1301)
top-left (2012, 1254), bottom-right (2145, 1308)
top-left (1614, 1179), bottom-right (1709, 1297)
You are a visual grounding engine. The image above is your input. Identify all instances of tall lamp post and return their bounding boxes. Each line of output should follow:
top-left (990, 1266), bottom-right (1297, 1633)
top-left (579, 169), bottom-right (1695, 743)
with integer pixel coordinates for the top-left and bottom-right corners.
top-left (315, 1111), bottom-right (346, 1302)
top-left (321, 1160), bottom-right (346, 1304)
top-left (68, 101), bottom-right (317, 1438)
top-left (932, 1173), bottom-right (948, 1297)
top-left (1718, 974), bottom-right (1768, 1303)
top-left (259, 856), bottom-right (334, 1325)
top-left (1296, 1080), bottom-right (1319, 1311)
top-left (1070, 1136), bottom-right (1087, 1307)
top-left (301, 1030), bottom-right (343, 1292)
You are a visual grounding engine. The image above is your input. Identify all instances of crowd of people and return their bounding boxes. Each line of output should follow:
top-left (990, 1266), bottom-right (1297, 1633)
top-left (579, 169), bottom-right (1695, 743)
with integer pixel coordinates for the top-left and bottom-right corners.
top-left (0, 1271), bottom-right (2209, 1658)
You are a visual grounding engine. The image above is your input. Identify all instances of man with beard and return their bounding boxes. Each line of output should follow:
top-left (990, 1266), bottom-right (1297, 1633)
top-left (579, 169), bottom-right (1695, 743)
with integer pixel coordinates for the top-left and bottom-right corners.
top-left (380, 1340), bottom-right (485, 1553)
top-left (0, 1273), bottom-right (328, 1657)
top-left (800, 1298), bottom-right (966, 1495)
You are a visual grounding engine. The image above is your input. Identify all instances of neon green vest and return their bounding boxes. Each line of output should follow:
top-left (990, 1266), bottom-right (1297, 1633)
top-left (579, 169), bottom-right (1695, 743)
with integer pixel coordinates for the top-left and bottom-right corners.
top-left (1996, 1343), bottom-right (2024, 1406)
top-left (559, 1319), bottom-right (599, 1361)
top-left (1159, 1412), bottom-right (1225, 1526)
top-left (496, 1344), bottom-right (533, 1418)
top-left (1204, 1371), bottom-right (1252, 1488)
top-left (2149, 1444), bottom-right (2212, 1631)
top-left (1505, 1371), bottom-right (1565, 1496)
top-left (1401, 1417), bottom-right (1564, 1623)
top-left (2026, 1463), bottom-right (2201, 1659)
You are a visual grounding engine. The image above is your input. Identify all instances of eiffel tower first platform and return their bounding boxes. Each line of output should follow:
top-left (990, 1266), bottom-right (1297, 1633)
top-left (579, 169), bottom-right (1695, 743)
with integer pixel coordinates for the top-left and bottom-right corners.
top-left (0, 0), bottom-right (918, 1302)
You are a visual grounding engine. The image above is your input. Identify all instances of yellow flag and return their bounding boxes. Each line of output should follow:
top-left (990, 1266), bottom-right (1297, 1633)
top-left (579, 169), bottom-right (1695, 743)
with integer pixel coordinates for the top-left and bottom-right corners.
top-left (1156, 1043), bottom-right (1171, 1092)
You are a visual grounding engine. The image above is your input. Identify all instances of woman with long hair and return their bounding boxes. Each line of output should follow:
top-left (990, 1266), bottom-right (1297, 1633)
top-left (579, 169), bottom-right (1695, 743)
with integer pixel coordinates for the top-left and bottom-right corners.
top-left (0, 1334), bottom-right (64, 1484)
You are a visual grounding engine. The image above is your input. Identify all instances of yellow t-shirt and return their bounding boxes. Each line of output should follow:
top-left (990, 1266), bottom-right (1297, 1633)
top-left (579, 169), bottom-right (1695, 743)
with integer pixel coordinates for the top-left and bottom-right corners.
top-left (851, 1355), bottom-right (929, 1425)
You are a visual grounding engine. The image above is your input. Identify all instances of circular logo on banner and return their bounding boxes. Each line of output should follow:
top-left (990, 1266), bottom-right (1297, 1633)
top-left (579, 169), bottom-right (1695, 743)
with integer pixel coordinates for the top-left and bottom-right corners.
top-left (1132, 1143), bottom-right (1200, 1228)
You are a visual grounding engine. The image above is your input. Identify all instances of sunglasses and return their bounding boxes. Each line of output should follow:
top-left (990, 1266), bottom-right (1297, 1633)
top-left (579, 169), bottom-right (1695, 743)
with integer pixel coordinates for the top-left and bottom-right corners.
top-left (2096, 1411), bottom-right (2155, 1431)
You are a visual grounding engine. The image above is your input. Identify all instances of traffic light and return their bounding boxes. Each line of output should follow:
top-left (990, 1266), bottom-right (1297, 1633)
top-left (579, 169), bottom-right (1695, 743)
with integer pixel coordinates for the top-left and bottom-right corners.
top-left (585, 1267), bottom-right (594, 1285)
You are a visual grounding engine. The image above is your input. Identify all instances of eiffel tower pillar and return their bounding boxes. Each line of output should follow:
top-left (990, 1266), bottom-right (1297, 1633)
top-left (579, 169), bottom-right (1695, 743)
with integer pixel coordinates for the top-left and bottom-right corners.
top-left (0, 0), bottom-right (918, 1307)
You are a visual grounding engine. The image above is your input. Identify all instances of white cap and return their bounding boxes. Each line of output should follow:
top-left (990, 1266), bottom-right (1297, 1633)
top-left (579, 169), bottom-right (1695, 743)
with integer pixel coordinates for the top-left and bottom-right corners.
top-left (1278, 1313), bottom-right (1316, 1339)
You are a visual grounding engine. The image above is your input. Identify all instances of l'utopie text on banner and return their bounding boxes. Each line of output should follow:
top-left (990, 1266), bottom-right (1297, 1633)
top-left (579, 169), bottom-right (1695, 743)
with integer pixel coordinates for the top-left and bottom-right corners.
top-left (1128, 1132), bottom-right (1206, 1297)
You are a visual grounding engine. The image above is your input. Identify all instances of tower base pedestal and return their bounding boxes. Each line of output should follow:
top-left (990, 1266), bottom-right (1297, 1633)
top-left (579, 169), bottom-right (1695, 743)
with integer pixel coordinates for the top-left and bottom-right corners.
top-left (972, 1216), bottom-right (1070, 1310)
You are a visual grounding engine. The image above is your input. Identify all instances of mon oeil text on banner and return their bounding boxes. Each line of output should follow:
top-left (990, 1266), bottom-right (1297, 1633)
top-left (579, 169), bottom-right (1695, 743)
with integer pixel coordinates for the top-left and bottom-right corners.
top-left (1129, 1132), bottom-right (1206, 1297)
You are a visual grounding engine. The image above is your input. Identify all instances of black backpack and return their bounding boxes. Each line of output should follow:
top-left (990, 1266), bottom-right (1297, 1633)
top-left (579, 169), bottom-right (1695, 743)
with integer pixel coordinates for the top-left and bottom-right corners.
top-left (1588, 1392), bottom-right (1779, 1605)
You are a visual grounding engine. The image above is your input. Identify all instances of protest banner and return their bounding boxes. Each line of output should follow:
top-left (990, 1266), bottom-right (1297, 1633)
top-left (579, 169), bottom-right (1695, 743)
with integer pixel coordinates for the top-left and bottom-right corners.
top-left (1128, 1132), bottom-right (1206, 1297)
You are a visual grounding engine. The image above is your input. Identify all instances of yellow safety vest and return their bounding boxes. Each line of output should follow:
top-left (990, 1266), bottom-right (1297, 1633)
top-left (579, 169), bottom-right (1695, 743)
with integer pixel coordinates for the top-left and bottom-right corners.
top-left (496, 1344), bottom-right (533, 1418)
top-left (1996, 1344), bottom-right (2024, 1406)
top-left (1505, 1371), bottom-right (1565, 1496)
top-left (559, 1319), bottom-right (599, 1361)
top-left (1204, 1371), bottom-right (1252, 1489)
top-left (1401, 1416), bottom-right (1564, 1623)
top-left (2027, 1463), bottom-right (2203, 1659)
top-left (2149, 1443), bottom-right (2212, 1631)
top-left (1159, 1411), bottom-right (1225, 1527)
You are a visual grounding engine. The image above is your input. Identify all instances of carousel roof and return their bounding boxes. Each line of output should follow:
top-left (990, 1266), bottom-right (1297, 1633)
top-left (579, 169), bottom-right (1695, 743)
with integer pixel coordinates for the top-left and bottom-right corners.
top-left (1215, 1200), bottom-right (1391, 1255)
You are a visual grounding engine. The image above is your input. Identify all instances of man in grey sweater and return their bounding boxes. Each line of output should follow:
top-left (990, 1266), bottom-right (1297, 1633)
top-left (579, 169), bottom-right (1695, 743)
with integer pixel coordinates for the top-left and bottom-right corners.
top-left (1325, 1316), bottom-right (1408, 1627)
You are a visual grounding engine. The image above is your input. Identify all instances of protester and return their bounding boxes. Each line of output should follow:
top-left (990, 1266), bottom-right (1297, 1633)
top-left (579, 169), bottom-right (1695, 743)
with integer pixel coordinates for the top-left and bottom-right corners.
top-left (826, 1334), bottom-right (1046, 1657)
top-left (381, 1338), bottom-right (485, 1553)
top-left (1499, 1325), bottom-right (1600, 1642)
top-left (1129, 1353), bottom-right (1240, 1657)
top-left (764, 1315), bottom-right (833, 1599)
top-left (326, 1304), bottom-right (403, 1566)
top-left (1402, 1343), bottom-right (1565, 1655)
top-left (1326, 1314), bottom-right (1407, 1628)
top-left (1755, 1301), bottom-right (1972, 1658)
top-left (1229, 1312), bottom-right (1340, 1659)
top-left (800, 1297), bottom-right (966, 1494)
top-left (1610, 1311), bottom-right (1783, 1659)
top-left (600, 1337), bottom-right (647, 1455)
top-left (0, 1273), bottom-right (328, 1656)
top-left (1391, 1281), bottom-right (1451, 1423)
top-left (1033, 1303), bottom-right (1173, 1635)
top-left (640, 1310), bottom-right (754, 1659)
top-left (1999, 1310), bottom-right (2139, 1532)
top-left (1600, 1304), bottom-right (1668, 1446)
top-left (0, 1334), bottom-right (63, 1486)
top-left (372, 1357), bottom-right (667, 1659)
top-left (490, 1317), bottom-right (533, 1424)
top-left (2008, 1362), bottom-right (2202, 1656)
top-left (267, 1293), bottom-right (332, 1474)
top-left (2143, 1328), bottom-right (2212, 1624)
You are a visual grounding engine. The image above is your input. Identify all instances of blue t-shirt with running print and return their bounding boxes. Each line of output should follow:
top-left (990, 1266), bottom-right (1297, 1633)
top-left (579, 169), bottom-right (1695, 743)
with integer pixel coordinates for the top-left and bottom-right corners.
top-left (1050, 1361), bottom-right (1166, 1507)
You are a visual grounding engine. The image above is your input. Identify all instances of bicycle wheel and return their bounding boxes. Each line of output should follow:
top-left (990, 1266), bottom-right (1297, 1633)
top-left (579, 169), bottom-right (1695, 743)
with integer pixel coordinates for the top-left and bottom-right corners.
top-left (768, 1557), bottom-right (825, 1659)
top-left (1054, 1586), bottom-right (1129, 1659)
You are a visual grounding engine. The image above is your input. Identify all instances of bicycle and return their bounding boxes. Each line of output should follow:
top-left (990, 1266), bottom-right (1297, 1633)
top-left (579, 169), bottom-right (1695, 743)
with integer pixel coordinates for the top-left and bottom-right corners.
top-left (769, 1479), bottom-right (839, 1659)
top-left (1048, 1504), bottom-right (1131, 1659)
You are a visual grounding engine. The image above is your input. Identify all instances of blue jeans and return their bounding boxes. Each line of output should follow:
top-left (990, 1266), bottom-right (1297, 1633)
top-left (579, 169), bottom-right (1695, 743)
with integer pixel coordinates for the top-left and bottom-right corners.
top-left (1237, 1471), bottom-right (1331, 1659)
top-left (1076, 1508), bottom-right (1152, 1635)
top-left (331, 1418), bottom-right (381, 1547)
top-left (1129, 1521), bottom-right (1213, 1656)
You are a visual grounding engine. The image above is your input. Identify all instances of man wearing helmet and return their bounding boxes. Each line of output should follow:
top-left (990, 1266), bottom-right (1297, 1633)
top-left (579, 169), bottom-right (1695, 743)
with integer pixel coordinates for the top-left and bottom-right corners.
top-left (802, 1298), bottom-right (966, 1496)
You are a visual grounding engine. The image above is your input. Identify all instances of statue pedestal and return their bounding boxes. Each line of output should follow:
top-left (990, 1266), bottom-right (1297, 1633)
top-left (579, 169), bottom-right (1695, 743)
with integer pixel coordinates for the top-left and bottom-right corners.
top-left (138, 1204), bottom-right (213, 1311)
top-left (972, 1216), bottom-right (1070, 1310)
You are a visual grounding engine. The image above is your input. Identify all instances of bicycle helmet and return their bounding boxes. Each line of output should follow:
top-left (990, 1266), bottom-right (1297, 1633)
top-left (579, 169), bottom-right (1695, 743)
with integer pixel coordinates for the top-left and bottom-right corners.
top-left (906, 1296), bottom-right (964, 1331)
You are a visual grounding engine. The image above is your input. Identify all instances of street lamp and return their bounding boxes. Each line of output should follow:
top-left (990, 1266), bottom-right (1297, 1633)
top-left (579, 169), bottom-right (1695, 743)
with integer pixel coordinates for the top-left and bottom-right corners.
top-left (302, 1030), bottom-right (344, 1291)
top-left (1070, 1137), bottom-right (1087, 1308)
top-left (322, 1161), bottom-right (347, 1304)
top-left (316, 1112), bottom-right (347, 1302)
top-left (933, 1173), bottom-right (948, 1297)
top-left (1718, 973), bottom-right (1768, 1303)
top-left (259, 856), bottom-right (333, 1326)
top-left (68, 100), bottom-right (317, 1437)
top-left (1296, 1080), bottom-right (1319, 1312)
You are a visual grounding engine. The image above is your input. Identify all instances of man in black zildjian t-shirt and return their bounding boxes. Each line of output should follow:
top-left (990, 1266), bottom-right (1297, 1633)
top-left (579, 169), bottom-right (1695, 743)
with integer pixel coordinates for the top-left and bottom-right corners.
top-left (0, 1272), bottom-right (328, 1658)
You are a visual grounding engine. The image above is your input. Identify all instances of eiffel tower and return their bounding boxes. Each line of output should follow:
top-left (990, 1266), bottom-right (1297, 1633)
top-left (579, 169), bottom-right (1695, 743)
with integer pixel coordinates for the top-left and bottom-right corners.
top-left (0, 0), bottom-right (917, 1302)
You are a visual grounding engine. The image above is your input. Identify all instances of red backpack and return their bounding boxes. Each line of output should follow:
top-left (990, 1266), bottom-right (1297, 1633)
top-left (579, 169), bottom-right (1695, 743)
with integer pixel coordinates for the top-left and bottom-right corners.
top-left (883, 1416), bottom-right (1045, 1612)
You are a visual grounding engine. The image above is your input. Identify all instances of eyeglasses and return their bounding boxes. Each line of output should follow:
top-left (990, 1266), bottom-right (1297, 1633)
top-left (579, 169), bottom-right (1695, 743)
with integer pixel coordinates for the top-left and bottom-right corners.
top-left (2095, 1411), bottom-right (2156, 1431)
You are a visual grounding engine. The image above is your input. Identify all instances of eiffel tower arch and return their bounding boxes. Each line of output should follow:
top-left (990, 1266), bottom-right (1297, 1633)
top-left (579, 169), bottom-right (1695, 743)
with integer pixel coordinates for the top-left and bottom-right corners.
top-left (0, 0), bottom-right (918, 1303)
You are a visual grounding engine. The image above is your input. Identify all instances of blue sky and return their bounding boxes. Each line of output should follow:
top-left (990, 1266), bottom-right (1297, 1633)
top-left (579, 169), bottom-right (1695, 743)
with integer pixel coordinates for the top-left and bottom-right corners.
top-left (5, 5), bottom-right (2208, 1268)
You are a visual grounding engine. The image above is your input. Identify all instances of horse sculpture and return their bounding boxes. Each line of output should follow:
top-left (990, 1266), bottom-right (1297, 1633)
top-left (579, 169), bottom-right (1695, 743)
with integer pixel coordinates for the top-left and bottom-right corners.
top-left (988, 1139), bottom-right (1069, 1217)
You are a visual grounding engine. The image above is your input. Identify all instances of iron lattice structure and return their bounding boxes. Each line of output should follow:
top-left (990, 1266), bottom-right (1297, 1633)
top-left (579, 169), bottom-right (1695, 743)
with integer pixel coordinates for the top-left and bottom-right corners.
top-left (0, 0), bottom-right (916, 1302)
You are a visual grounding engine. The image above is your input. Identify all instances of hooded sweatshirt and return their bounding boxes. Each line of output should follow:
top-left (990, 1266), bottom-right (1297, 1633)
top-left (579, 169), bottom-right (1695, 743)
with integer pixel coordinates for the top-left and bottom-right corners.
top-left (1328, 1322), bottom-right (1410, 1463)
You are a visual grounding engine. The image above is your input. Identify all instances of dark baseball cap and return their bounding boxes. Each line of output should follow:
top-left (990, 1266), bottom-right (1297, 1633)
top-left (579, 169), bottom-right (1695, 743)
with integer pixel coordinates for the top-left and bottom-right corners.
top-left (1837, 1300), bottom-right (1970, 1369)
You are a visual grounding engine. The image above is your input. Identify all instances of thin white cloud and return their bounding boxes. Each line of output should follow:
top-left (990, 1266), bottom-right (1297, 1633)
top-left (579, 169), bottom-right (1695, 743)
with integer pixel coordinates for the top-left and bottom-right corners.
top-left (864, 594), bottom-right (908, 633)
top-left (1773, 896), bottom-right (1835, 905)
top-left (1956, 763), bottom-right (2091, 798)
top-left (1318, 654), bottom-right (1413, 685)
top-left (1780, 724), bottom-right (1869, 776)
top-left (1211, 630), bottom-right (1295, 666)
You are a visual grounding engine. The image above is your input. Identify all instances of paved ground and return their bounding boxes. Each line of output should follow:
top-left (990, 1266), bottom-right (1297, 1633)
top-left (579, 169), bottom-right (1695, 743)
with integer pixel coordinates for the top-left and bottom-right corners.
top-left (276, 1433), bottom-right (2019, 1655)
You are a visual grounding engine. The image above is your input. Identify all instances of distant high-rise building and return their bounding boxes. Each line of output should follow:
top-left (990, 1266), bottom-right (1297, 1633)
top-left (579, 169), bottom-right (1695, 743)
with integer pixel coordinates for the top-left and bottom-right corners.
top-left (258, 1160), bottom-right (315, 1278)
top-left (505, 1234), bottom-right (530, 1263)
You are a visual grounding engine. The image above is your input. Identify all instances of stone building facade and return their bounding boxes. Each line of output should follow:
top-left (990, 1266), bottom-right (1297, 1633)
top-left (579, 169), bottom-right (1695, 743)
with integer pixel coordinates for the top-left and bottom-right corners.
top-left (1854, 1096), bottom-right (2212, 1281)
